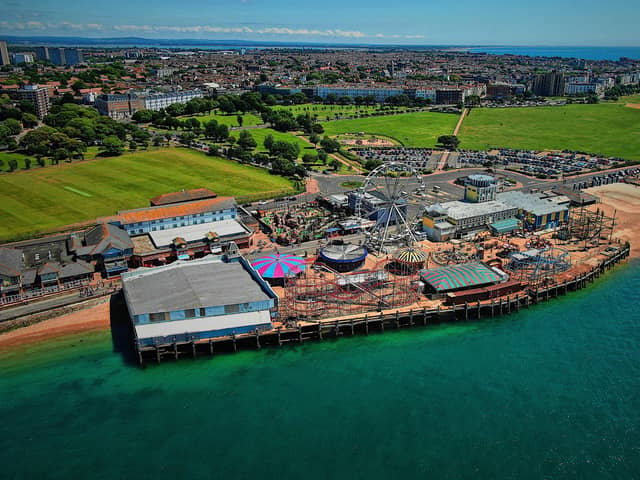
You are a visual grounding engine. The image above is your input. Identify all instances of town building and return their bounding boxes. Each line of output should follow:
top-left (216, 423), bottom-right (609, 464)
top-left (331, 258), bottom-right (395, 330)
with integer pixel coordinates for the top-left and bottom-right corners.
top-left (486, 82), bottom-right (526, 100)
top-left (496, 191), bottom-right (570, 230)
top-left (101, 197), bottom-right (239, 236)
top-left (11, 53), bottom-right (34, 64)
top-left (0, 41), bottom-right (9, 66)
top-left (564, 82), bottom-right (604, 96)
top-left (94, 93), bottom-right (145, 119)
top-left (464, 174), bottom-right (497, 203)
top-left (122, 254), bottom-right (278, 348)
top-left (48, 48), bottom-right (66, 66)
top-left (422, 200), bottom-right (518, 241)
top-left (143, 90), bottom-right (204, 111)
top-left (0, 246), bottom-right (93, 295)
top-left (64, 48), bottom-right (84, 66)
top-left (99, 196), bottom-right (253, 266)
top-left (532, 71), bottom-right (565, 97)
top-left (68, 223), bottom-right (134, 278)
top-left (10, 85), bottom-right (50, 118)
top-left (34, 46), bottom-right (49, 62)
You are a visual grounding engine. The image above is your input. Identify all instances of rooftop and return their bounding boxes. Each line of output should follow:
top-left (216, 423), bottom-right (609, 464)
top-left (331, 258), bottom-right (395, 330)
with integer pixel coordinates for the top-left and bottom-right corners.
top-left (122, 256), bottom-right (273, 316)
top-left (99, 197), bottom-right (236, 226)
top-left (497, 191), bottom-right (569, 216)
top-left (148, 219), bottom-right (250, 248)
top-left (420, 262), bottom-right (502, 292)
top-left (430, 200), bottom-right (516, 220)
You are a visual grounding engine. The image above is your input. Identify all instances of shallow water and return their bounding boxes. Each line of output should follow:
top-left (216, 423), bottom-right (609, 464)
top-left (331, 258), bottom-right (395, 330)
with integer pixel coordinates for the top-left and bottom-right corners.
top-left (1, 262), bottom-right (639, 479)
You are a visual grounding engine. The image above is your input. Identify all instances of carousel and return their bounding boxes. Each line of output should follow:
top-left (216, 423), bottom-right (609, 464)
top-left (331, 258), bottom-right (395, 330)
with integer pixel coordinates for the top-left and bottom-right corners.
top-left (388, 246), bottom-right (428, 275)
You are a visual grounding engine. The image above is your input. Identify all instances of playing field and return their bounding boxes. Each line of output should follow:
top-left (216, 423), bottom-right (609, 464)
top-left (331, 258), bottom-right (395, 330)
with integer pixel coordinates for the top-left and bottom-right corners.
top-left (275, 104), bottom-right (408, 119)
top-left (322, 111), bottom-right (460, 147)
top-left (0, 148), bottom-right (294, 241)
top-left (0, 147), bottom-right (102, 171)
top-left (458, 104), bottom-right (640, 160)
top-left (181, 112), bottom-right (263, 127)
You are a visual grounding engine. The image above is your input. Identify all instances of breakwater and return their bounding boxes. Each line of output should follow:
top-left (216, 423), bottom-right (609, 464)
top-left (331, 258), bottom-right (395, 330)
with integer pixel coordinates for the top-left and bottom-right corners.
top-left (136, 243), bottom-right (630, 364)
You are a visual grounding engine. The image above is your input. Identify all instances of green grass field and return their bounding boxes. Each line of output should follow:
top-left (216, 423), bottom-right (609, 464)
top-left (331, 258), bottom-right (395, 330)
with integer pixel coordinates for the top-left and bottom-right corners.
top-left (458, 104), bottom-right (640, 160)
top-left (181, 112), bottom-right (263, 127)
top-left (0, 148), bottom-right (294, 241)
top-left (322, 111), bottom-right (459, 147)
top-left (248, 128), bottom-right (316, 158)
top-left (0, 147), bottom-right (102, 171)
top-left (274, 104), bottom-right (409, 119)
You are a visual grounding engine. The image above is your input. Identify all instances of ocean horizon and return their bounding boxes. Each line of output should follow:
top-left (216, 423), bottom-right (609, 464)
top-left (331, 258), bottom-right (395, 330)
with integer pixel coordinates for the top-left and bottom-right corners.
top-left (1, 260), bottom-right (639, 479)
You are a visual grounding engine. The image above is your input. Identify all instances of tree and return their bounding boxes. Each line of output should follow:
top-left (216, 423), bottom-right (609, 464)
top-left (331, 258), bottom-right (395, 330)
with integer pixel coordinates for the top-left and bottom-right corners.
top-left (204, 120), bottom-right (219, 139)
top-left (53, 148), bottom-right (70, 163)
top-left (24, 158), bottom-right (31, 169)
top-left (8, 159), bottom-right (18, 172)
top-left (329, 158), bottom-right (341, 171)
top-left (263, 134), bottom-right (274, 151)
top-left (22, 113), bottom-right (38, 128)
top-left (320, 136), bottom-right (341, 153)
top-left (317, 150), bottom-right (328, 165)
top-left (99, 136), bottom-right (124, 156)
top-left (131, 109), bottom-right (154, 123)
top-left (237, 130), bottom-right (257, 151)
top-left (184, 117), bottom-right (201, 131)
top-left (302, 152), bottom-right (318, 164)
top-left (237, 115), bottom-right (244, 127)
top-left (3, 118), bottom-right (22, 136)
top-left (129, 140), bottom-right (138, 151)
top-left (309, 133), bottom-right (320, 145)
top-left (437, 135), bottom-right (460, 150)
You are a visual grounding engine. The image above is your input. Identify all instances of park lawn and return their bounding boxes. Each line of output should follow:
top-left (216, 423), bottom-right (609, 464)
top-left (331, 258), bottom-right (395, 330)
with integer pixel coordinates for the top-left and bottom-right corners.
top-left (458, 104), bottom-right (640, 160)
top-left (181, 112), bottom-right (263, 127)
top-left (322, 111), bottom-right (459, 147)
top-left (0, 148), bottom-right (294, 241)
top-left (248, 128), bottom-right (316, 158)
top-left (0, 146), bottom-right (103, 172)
top-left (275, 104), bottom-right (408, 120)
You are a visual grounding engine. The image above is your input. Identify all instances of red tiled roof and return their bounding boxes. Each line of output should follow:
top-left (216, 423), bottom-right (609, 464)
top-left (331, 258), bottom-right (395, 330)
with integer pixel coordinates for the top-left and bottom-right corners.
top-left (99, 197), bottom-right (235, 225)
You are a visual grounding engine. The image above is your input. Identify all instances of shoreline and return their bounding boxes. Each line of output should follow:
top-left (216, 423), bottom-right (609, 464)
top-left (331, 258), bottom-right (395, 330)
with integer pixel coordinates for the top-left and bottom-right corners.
top-left (1, 183), bottom-right (639, 353)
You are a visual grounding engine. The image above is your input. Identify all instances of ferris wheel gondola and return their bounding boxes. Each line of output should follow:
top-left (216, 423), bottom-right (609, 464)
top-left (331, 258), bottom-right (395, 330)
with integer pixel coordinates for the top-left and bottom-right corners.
top-left (354, 162), bottom-right (426, 255)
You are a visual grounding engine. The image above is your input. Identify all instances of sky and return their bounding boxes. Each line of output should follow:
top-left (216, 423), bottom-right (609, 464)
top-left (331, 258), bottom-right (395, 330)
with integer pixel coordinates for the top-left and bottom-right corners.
top-left (1, 0), bottom-right (638, 46)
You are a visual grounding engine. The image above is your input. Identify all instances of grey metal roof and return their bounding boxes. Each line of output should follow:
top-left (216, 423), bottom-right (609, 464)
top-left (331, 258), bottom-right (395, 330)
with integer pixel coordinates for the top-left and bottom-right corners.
top-left (59, 261), bottom-right (93, 279)
top-left (0, 248), bottom-right (22, 277)
top-left (497, 191), bottom-right (569, 217)
top-left (148, 219), bottom-right (249, 249)
top-left (122, 257), bottom-right (272, 316)
top-left (81, 223), bottom-right (133, 255)
top-left (434, 200), bottom-right (516, 220)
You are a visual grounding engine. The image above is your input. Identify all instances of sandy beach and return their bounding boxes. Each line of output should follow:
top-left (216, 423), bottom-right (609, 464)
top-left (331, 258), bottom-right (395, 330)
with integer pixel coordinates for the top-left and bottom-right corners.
top-left (585, 183), bottom-right (640, 258)
top-left (0, 301), bottom-right (111, 351)
top-left (2, 182), bottom-right (639, 350)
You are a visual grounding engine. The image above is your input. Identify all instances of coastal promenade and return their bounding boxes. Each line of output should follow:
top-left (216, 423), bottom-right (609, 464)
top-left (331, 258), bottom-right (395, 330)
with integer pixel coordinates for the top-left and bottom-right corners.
top-left (136, 242), bottom-right (630, 365)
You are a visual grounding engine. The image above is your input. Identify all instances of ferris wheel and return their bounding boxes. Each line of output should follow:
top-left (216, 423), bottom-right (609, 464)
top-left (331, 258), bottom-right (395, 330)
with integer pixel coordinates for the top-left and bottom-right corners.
top-left (355, 162), bottom-right (426, 255)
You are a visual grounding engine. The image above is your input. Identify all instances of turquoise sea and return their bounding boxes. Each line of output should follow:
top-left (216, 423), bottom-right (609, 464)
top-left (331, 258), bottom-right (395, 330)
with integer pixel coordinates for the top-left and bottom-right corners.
top-left (1, 261), bottom-right (640, 479)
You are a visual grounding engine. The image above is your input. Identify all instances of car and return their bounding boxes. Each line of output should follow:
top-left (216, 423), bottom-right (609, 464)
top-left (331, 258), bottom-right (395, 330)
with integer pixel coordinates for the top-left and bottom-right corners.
top-left (288, 196), bottom-right (297, 201)
top-left (257, 200), bottom-right (268, 205)
top-left (274, 197), bottom-right (285, 202)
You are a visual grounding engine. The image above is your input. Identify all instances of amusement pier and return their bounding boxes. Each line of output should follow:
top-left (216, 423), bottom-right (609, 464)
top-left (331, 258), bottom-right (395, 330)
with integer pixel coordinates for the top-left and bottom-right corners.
top-left (1, 162), bottom-right (636, 365)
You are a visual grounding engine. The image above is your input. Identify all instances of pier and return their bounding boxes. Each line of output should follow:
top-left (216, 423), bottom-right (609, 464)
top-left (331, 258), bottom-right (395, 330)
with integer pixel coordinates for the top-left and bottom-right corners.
top-left (136, 243), bottom-right (630, 365)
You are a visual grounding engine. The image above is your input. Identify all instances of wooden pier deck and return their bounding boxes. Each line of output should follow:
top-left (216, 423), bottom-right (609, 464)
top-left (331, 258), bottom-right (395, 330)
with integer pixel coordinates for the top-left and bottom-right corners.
top-left (136, 243), bottom-right (630, 365)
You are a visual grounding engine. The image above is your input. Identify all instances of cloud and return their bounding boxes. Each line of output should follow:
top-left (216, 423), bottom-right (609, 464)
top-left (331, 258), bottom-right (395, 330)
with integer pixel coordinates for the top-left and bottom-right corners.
top-left (1, 19), bottom-right (424, 41)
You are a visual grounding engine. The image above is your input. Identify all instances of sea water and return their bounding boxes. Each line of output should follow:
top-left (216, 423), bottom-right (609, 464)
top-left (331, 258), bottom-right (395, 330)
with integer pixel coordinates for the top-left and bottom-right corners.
top-left (1, 261), bottom-right (639, 479)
